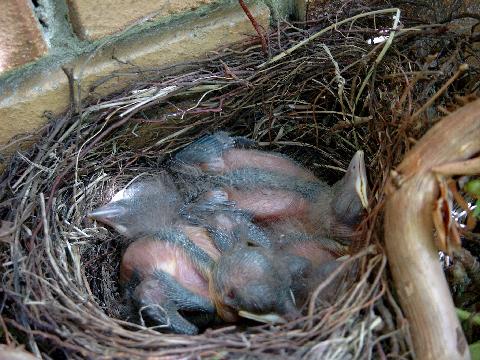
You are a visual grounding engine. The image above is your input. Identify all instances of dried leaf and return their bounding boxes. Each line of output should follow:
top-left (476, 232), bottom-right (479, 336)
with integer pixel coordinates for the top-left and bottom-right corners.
top-left (432, 177), bottom-right (461, 254)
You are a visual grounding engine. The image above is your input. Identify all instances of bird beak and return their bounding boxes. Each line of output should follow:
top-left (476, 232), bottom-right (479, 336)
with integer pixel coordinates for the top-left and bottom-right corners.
top-left (237, 310), bottom-right (287, 324)
top-left (348, 150), bottom-right (369, 209)
top-left (88, 202), bottom-right (125, 223)
top-left (237, 290), bottom-right (299, 324)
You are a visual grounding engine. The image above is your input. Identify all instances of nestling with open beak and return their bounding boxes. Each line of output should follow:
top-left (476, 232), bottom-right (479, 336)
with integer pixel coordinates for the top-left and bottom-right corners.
top-left (172, 132), bottom-right (369, 243)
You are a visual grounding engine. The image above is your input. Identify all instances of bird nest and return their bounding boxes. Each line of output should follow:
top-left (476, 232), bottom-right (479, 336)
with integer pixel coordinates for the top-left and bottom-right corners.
top-left (0, 1), bottom-right (479, 358)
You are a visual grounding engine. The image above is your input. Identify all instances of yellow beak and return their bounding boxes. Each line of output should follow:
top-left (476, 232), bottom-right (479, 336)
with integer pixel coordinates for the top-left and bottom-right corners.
top-left (351, 150), bottom-right (369, 209)
top-left (238, 310), bottom-right (287, 324)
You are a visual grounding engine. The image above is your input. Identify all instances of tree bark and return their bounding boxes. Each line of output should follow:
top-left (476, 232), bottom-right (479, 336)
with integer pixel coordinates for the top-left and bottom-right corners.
top-left (384, 98), bottom-right (480, 360)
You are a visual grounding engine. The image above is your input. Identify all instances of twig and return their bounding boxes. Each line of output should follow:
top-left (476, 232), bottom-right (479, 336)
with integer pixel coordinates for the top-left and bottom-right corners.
top-left (238, 0), bottom-right (268, 55)
top-left (411, 64), bottom-right (469, 120)
top-left (354, 8), bottom-right (401, 108)
top-left (258, 8), bottom-right (401, 69)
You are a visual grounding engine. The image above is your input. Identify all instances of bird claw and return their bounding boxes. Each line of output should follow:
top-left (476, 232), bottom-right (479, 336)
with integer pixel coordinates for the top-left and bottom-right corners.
top-left (153, 270), bottom-right (215, 313)
top-left (137, 300), bottom-right (199, 335)
top-left (132, 271), bottom-right (215, 335)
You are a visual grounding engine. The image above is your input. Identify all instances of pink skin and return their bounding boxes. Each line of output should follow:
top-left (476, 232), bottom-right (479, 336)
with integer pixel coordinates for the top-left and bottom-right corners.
top-left (201, 149), bottom-right (317, 182)
top-left (120, 226), bottom-right (220, 299)
top-left (196, 148), bottom-right (335, 234)
top-left (178, 135), bottom-right (367, 244)
top-left (182, 225), bottom-right (222, 262)
top-left (264, 220), bottom-right (342, 265)
top-left (207, 188), bottom-right (332, 237)
top-left (224, 188), bottom-right (313, 223)
top-left (281, 241), bottom-right (336, 267)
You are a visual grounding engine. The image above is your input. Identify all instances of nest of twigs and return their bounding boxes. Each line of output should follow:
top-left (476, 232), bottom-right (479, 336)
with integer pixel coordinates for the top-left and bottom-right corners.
top-left (0, 1), bottom-right (479, 358)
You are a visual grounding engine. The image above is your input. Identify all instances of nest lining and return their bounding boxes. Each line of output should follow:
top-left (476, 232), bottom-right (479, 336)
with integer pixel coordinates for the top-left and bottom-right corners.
top-left (1, 1), bottom-right (479, 358)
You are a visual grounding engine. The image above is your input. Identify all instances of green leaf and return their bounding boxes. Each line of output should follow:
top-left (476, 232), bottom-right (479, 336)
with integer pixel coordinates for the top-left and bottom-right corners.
top-left (464, 179), bottom-right (480, 198)
top-left (470, 341), bottom-right (480, 360)
top-left (457, 308), bottom-right (480, 326)
top-left (473, 200), bottom-right (480, 219)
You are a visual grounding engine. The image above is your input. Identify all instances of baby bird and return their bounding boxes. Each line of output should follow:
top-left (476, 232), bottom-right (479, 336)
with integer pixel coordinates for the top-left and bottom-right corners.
top-left (172, 132), bottom-right (368, 243)
top-left (90, 175), bottom-right (222, 334)
top-left (265, 220), bottom-right (347, 265)
top-left (186, 196), bottom-right (346, 321)
top-left (264, 220), bottom-right (350, 306)
top-left (209, 246), bottom-right (308, 324)
top-left (182, 188), bottom-right (273, 251)
top-left (120, 231), bottom-right (218, 334)
top-left (210, 245), bottom-right (348, 323)
top-left (88, 174), bottom-right (181, 239)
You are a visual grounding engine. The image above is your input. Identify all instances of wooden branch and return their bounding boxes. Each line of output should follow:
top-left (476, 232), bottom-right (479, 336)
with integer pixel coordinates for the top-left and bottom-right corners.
top-left (384, 99), bottom-right (480, 360)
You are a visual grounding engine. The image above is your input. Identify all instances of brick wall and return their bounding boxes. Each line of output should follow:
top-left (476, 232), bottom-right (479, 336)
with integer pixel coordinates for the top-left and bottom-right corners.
top-left (0, 0), bottom-right (304, 169)
top-left (0, 0), bottom-right (47, 73)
